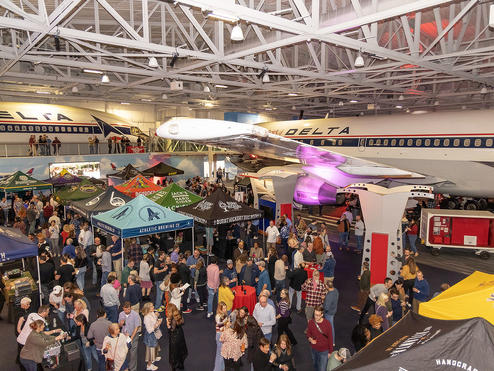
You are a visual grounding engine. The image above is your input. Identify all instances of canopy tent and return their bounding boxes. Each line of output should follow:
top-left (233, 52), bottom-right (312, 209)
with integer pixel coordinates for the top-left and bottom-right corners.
top-left (45, 169), bottom-right (83, 186)
top-left (419, 271), bottom-right (494, 325)
top-left (176, 188), bottom-right (263, 226)
top-left (147, 183), bottom-right (203, 211)
top-left (114, 175), bottom-right (162, 197)
top-left (91, 194), bottom-right (193, 239)
top-left (338, 312), bottom-right (494, 370)
top-left (0, 226), bottom-right (42, 303)
top-left (107, 164), bottom-right (143, 180)
top-left (69, 186), bottom-right (133, 219)
top-left (141, 162), bottom-right (184, 177)
top-left (55, 179), bottom-right (105, 204)
top-left (0, 171), bottom-right (52, 194)
top-left (85, 177), bottom-right (106, 186)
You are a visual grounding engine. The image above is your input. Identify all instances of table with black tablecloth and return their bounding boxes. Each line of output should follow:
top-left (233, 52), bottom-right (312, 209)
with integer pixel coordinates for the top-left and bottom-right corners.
top-left (232, 285), bottom-right (257, 314)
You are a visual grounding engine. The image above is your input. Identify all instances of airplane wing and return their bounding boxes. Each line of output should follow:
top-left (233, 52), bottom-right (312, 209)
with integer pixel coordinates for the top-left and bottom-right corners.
top-left (157, 118), bottom-right (421, 181)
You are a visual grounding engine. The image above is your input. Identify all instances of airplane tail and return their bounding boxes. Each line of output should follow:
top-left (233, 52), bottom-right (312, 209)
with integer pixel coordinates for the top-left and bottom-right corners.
top-left (26, 168), bottom-right (34, 175)
top-left (110, 163), bottom-right (117, 170)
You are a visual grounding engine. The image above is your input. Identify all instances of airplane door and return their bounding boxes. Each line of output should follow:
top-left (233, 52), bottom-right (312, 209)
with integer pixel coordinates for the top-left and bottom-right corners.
top-left (358, 138), bottom-right (366, 152)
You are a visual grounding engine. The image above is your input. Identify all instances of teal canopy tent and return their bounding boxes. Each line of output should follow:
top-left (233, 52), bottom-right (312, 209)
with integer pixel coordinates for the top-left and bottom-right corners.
top-left (91, 194), bottom-right (194, 239)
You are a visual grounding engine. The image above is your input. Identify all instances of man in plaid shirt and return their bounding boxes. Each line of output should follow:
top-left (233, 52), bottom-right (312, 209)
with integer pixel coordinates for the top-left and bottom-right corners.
top-left (127, 238), bottom-right (143, 266)
top-left (302, 270), bottom-right (328, 322)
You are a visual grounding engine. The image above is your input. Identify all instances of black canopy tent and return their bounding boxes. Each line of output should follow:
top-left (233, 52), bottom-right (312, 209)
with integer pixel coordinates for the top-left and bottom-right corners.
top-left (141, 162), bottom-right (184, 177)
top-left (338, 311), bottom-right (494, 370)
top-left (68, 186), bottom-right (133, 219)
top-left (107, 164), bottom-right (143, 180)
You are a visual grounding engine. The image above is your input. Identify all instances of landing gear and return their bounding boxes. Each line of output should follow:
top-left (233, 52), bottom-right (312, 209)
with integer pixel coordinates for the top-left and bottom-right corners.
top-left (431, 248), bottom-right (441, 256)
top-left (479, 251), bottom-right (490, 260)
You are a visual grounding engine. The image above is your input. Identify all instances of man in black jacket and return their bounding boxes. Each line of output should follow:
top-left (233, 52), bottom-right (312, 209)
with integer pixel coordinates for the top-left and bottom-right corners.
top-left (253, 337), bottom-right (274, 371)
top-left (287, 263), bottom-right (308, 313)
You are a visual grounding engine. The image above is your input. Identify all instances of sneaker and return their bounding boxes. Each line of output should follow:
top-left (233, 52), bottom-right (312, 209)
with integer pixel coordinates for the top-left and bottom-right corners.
top-left (350, 306), bottom-right (361, 312)
top-left (183, 309), bottom-right (192, 314)
top-left (146, 365), bottom-right (158, 371)
top-left (154, 357), bottom-right (161, 362)
top-left (207, 312), bottom-right (213, 318)
top-left (196, 306), bottom-right (205, 311)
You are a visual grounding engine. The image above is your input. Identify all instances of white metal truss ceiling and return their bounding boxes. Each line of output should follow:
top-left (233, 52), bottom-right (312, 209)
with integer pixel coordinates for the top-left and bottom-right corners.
top-left (0, 0), bottom-right (493, 117)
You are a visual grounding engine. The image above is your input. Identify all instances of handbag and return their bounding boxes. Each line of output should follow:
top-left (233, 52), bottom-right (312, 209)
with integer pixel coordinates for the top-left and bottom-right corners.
top-left (154, 328), bottom-right (162, 340)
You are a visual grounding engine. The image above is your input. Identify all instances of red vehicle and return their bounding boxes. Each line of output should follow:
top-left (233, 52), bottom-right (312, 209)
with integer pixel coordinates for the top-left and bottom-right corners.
top-left (420, 209), bottom-right (494, 259)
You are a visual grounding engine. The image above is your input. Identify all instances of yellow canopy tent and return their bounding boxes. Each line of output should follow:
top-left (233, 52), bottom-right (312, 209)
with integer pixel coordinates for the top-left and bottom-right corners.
top-left (419, 271), bottom-right (494, 325)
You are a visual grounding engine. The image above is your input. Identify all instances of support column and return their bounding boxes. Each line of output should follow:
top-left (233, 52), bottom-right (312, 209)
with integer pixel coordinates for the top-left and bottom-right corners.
top-left (337, 184), bottom-right (434, 285)
top-left (271, 175), bottom-right (298, 222)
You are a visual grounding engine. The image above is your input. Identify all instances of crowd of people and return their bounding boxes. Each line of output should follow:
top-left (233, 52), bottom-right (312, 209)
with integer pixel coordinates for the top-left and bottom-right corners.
top-left (3, 179), bottom-right (444, 371)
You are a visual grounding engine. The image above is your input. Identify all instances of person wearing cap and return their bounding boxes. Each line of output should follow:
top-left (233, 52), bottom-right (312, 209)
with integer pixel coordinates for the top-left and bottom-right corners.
top-left (222, 259), bottom-right (238, 288)
top-left (49, 285), bottom-right (63, 310)
top-left (327, 348), bottom-right (351, 370)
top-left (367, 314), bottom-right (383, 340)
top-left (239, 257), bottom-right (259, 287)
top-left (255, 261), bottom-right (271, 296)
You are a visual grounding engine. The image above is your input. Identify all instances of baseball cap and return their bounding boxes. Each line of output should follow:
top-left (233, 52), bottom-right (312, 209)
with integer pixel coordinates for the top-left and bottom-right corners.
top-left (226, 259), bottom-right (233, 265)
top-left (52, 285), bottom-right (62, 295)
top-left (20, 297), bottom-right (32, 305)
top-left (338, 348), bottom-right (351, 359)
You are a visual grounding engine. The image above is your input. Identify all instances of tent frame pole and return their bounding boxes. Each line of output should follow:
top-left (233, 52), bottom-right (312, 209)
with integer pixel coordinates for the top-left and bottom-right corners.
top-left (36, 255), bottom-right (42, 304)
top-left (191, 225), bottom-right (195, 252)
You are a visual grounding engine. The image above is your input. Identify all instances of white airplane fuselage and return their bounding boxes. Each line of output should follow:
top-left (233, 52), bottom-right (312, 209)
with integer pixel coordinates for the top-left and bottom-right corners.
top-left (257, 110), bottom-right (494, 197)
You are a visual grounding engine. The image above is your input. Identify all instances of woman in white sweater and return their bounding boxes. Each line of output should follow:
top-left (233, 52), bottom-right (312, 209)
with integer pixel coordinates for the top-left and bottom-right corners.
top-left (142, 302), bottom-right (162, 371)
top-left (139, 254), bottom-right (153, 300)
top-left (102, 323), bottom-right (130, 371)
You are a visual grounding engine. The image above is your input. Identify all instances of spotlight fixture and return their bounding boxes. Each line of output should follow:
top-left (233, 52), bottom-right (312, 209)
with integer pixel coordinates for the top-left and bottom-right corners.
top-left (398, 95), bottom-right (404, 101)
top-left (203, 85), bottom-right (211, 93)
top-left (148, 57), bottom-right (159, 68)
top-left (354, 53), bottom-right (365, 68)
top-left (71, 86), bottom-right (79, 93)
top-left (169, 52), bottom-right (179, 68)
top-left (230, 25), bottom-right (244, 41)
top-left (338, 101), bottom-right (344, 106)
top-left (480, 86), bottom-right (488, 94)
top-left (101, 74), bottom-right (110, 83)
top-left (161, 93), bottom-right (168, 99)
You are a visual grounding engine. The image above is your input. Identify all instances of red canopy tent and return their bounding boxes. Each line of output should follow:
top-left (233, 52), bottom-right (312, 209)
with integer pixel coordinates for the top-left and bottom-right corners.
top-left (114, 174), bottom-right (162, 197)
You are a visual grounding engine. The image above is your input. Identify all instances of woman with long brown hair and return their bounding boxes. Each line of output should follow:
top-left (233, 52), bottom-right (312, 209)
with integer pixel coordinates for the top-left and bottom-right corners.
top-left (74, 245), bottom-right (87, 291)
top-left (220, 318), bottom-right (248, 371)
top-left (166, 303), bottom-right (188, 371)
top-left (271, 334), bottom-right (296, 371)
top-left (276, 288), bottom-right (297, 346)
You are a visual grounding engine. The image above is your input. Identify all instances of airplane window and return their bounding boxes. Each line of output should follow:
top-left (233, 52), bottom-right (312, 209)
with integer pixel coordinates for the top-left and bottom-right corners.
top-left (416, 139), bottom-right (422, 146)
top-left (407, 139), bottom-right (413, 146)
top-left (55, 127), bottom-right (59, 132)
top-left (61, 127), bottom-right (66, 132)
top-left (443, 139), bottom-right (450, 146)
top-left (383, 139), bottom-right (389, 146)
top-left (486, 138), bottom-right (493, 147)
top-left (434, 139), bottom-right (440, 146)
top-left (310, 140), bottom-right (314, 145)
top-left (338, 139), bottom-right (343, 146)
top-left (474, 139), bottom-right (481, 147)
top-left (463, 138), bottom-right (470, 147)
top-left (41, 126), bottom-right (47, 132)
top-left (48, 126), bottom-right (53, 132)
top-left (391, 139), bottom-right (397, 146)
top-left (399, 139), bottom-right (405, 146)
top-left (28, 126), bottom-right (33, 131)
top-left (368, 139), bottom-right (374, 146)
top-left (7, 125), bottom-right (12, 131)
top-left (375, 139), bottom-right (381, 146)
top-left (321, 140), bottom-right (325, 145)
top-left (425, 139), bottom-right (431, 146)
top-left (0, 126), bottom-right (4, 131)
top-left (84, 127), bottom-right (89, 133)
top-left (35, 126), bottom-right (40, 132)
top-left (21, 125), bottom-right (27, 131)
top-left (67, 127), bottom-right (72, 132)
top-left (453, 139), bottom-right (460, 147)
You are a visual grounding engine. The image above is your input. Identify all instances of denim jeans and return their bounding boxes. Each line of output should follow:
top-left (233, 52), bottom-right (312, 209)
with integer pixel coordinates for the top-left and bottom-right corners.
top-left (275, 279), bottom-right (285, 302)
top-left (207, 286), bottom-right (216, 314)
top-left (264, 332), bottom-right (272, 342)
top-left (128, 335), bottom-right (139, 371)
top-left (213, 331), bottom-right (224, 371)
top-left (104, 305), bottom-right (118, 323)
top-left (408, 234), bottom-right (418, 253)
top-left (288, 287), bottom-right (302, 311)
top-left (90, 346), bottom-right (106, 371)
top-left (76, 266), bottom-right (87, 291)
top-left (101, 271), bottom-right (109, 288)
top-left (311, 348), bottom-right (329, 371)
top-left (324, 314), bottom-right (335, 345)
top-left (3, 209), bottom-right (8, 225)
top-left (20, 358), bottom-right (37, 371)
top-left (91, 260), bottom-right (97, 285)
top-left (338, 232), bottom-right (349, 248)
top-left (79, 339), bottom-right (92, 370)
top-left (155, 280), bottom-right (164, 308)
top-left (356, 235), bottom-right (364, 251)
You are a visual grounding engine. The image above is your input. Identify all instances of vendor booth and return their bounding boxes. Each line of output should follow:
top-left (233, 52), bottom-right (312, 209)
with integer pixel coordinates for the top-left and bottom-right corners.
top-left (106, 164), bottom-right (143, 186)
top-left (69, 186), bottom-right (132, 219)
top-left (0, 170), bottom-right (52, 196)
top-left (338, 311), bottom-right (494, 370)
top-left (419, 271), bottom-right (494, 325)
top-left (55, 179), bottom-right (105, 204)
top-left (45, 169), bottom-right (83, 188)
top-left (91, 195), bottom-right (194, 266)
top-left (0, 226), bottom-right (41, 321)
top-left (141, 162), bottom-right (184, 177)
top-left (147, 183), bottom-right (202, 211)
top-left (114, 175), bottom-right (162, 197)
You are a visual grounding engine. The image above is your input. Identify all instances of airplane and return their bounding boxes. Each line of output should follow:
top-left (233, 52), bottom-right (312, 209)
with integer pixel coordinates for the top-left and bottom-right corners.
top-left (156, 109), bottom-right (494, 209)
top-left (0, 168), bottom-right (34, 178)
top-left (0, 102), bottom-right (147, 143)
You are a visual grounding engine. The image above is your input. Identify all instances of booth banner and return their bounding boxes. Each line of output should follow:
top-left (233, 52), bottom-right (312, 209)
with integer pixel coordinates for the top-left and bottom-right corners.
top-left (93, 219), bottom-right (122, 237)
top-left (126, 146), bottom-right (145, 153)
top-left (93, 217), bottom-right (193, 238)
top-left (338, 311), bottom-right (494, 371)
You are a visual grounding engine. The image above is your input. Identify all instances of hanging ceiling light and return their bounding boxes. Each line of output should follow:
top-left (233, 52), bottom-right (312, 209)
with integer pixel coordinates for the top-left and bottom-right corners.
top-left (230, 25), bottom-right (244, 41)
top-left (338, 101), bottom-right (344, 106)
top-left (148, 57), bottom-right (159, 68)
top-left (161, 93), bottom-right (168, 99)
top-left (480, 86), bottom-right (488, 94)
top-left (258, 67), bottom-right (269, 83)
top-left (262, 73), bottom-right (270, 83)
top-left (354, 53), bottom-right (365, 68)
top-left (203, 85), bottom-right (211, 93)
top-left (71, 86), bottom-right (79, 93)
top-left (101, 74), bottom-right (110, 83)
top-left (434, 100), bottom-right (440, 106)
top-left (398, 94), bottom-right (404, 101)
